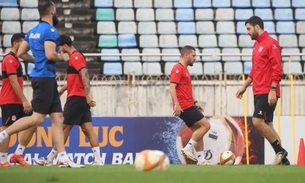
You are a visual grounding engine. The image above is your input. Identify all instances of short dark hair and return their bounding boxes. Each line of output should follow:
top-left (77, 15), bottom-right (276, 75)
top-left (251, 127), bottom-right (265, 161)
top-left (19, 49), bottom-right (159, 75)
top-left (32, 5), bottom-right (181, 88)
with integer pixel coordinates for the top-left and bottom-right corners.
top-left (11, 33), bottom-right (25, 47)
top-left (181, 45), bottom-right (196, 56)
top-left (245, 16), bottom-right (264, 30)
top-left (38, 0), bottom-right (54, 16)
top-left (59, 34), bottom-right (73, 46)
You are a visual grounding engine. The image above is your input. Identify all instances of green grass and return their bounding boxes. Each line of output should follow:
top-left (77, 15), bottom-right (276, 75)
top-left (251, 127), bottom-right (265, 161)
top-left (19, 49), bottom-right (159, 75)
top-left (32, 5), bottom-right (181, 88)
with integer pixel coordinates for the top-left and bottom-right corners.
top-left (0, 165), bottom-right (305, 183)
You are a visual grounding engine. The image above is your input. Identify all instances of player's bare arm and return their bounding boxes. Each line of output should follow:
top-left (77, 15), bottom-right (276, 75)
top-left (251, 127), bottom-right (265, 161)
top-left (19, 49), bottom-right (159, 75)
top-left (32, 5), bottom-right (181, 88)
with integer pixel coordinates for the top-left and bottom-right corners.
top-left (58, 85), bottom-right (67, 96)
top-left (169, 83), bottom-right (183, 116)
top-left (45, 41), bottom-right (68, 62)
top-left (79, 68), bottom-right (96, 107)
top-left (236, 77), bottom-right (253, 99)
top-left (8, 74), bottom-right (31, 113)
top-left (17, 41), bottom-right (34, 63)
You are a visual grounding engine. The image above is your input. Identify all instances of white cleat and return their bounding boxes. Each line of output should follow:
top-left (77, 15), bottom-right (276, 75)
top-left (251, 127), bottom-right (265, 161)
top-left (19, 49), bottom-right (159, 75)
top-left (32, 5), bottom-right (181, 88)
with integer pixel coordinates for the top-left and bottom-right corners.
top-left (197, 161), bottom-right (212, 166)
top-left (32, 157), bottom-right (53, 166)
top-left (181, 148), bottom-right (198, 162)
top-left (58, 160), bottom-right (85, 168)
top-left (92, 160), bottom-right (104, 166)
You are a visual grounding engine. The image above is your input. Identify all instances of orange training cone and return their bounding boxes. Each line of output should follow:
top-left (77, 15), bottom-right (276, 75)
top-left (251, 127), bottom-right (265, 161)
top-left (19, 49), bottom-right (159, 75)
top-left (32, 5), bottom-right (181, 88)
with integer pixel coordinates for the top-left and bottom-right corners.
top-left (297, 138), bottom-right (305, 166)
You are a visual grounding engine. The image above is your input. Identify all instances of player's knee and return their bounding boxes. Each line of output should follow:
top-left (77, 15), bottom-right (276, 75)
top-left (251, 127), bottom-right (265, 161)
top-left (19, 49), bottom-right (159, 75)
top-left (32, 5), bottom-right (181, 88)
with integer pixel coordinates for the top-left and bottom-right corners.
top-left (252, 117), bottom-right (264, 128)
top-left (199, 118), bottom-right (211, 130)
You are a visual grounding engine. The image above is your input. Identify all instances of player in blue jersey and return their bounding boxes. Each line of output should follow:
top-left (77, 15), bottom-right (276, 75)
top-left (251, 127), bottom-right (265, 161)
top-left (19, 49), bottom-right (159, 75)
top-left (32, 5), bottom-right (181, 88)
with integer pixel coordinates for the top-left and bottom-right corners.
top-left (0, 0), bottom-right (83, 168)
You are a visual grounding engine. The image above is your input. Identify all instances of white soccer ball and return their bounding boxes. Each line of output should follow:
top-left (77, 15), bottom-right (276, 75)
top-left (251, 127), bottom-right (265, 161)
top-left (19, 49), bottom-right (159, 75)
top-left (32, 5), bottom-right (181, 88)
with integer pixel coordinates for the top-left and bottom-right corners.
top-left (134, 149), bottom-right (170, 172)
top-left (219, 150), bottom-right (236, 165)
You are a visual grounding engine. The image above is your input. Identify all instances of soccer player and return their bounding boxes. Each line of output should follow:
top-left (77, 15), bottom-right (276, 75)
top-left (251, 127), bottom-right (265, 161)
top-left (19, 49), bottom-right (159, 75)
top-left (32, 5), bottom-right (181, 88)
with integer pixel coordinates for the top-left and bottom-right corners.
top-left (169, 45), bottom-right (211, 165)
top-left (33, 35), bottom-right (103, 166)
top-left (236, 16), bottom-right (289, 165)
top-left (0, 34), bottom-right (36, 167)
top-left (0, 0), bottom-right (82, 168)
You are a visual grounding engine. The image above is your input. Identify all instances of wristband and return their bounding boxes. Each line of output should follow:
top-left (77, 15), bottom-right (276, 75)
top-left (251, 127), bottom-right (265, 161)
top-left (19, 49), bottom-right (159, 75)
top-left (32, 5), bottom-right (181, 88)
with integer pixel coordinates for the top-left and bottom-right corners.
top-left (194, 100), bottom-right (198, 105)
top-left (271, 86), bottom-right (276, 90)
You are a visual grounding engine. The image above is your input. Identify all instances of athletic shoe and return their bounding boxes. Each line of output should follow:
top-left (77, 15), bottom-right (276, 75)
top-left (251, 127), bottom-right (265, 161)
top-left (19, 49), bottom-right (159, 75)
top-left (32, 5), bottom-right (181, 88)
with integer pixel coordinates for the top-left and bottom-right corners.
top-left (272, 149), bottom-right (288, 165)
top-left (181, 148), bottom-right (197, 162)
top-left (281, 157), bottom-right (290, 165)
top-left (10, 153), bottom-right (30, 167)
top-left (58, 160), bottom-right (84, 168)
top-left (92, 160), bottom-right (104, 166)
top-left (197, 161), bottom-right (212, 166)
top-left (32, 157), bottom-right (53, 166)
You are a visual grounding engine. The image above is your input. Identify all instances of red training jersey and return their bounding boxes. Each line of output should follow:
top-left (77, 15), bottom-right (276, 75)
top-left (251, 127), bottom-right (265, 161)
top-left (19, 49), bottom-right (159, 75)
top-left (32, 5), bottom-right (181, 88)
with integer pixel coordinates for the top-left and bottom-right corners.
top-left (170, 63), bottom-right (194, 110)
top-left (66, 50), bottom-right (87, 98)
top-left (249, 31), bottom-right (282, 97)
top-left (0, 52), bottom-right (24, 105)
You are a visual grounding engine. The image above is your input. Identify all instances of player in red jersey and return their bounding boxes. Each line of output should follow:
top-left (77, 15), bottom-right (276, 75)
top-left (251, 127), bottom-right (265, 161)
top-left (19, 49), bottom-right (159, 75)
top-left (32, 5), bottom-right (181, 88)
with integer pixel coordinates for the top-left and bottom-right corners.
top-left (33, 34), bottom-right (103, 166)
top-left (169, 45), bottom-right (211, 165)
top-left (0, 34), bottom-right (36, 167)
top-left (236, 16), bottom-right (289, 165)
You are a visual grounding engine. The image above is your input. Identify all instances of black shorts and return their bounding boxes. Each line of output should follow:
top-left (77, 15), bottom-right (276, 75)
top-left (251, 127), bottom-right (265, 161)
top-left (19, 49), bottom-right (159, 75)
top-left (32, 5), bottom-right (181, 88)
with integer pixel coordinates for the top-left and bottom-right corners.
top-left (179, 106), bottom-right (204, 127)
top-left (63, 96), bottom-right (92, 126)
top-left (1, 104), bottom-right (32, 126)
top-left (253, 94), bottom-right (277, 122)
top-left (31, 78), bottom-right (62, 115)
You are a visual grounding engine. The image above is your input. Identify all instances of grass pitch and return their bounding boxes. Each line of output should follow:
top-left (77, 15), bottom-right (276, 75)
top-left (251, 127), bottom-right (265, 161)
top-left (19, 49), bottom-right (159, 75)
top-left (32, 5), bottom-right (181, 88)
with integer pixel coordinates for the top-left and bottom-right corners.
top-left (0, 165), bottom-right (304, 183)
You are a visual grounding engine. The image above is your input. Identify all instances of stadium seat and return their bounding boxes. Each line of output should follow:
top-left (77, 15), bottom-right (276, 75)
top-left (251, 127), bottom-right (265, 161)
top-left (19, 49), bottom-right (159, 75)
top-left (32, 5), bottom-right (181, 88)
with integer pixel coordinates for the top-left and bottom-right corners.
top-left (20, 62), bottom-right (26, 76)
top-left (212, 0), bottom-right (231, 8)
top-left (174, 0), bottom-right (192, 8)
top-left (224, 62), bottom-right (243, 75)
top-left (264, 22), bottom-right (276, 34)
top-left (96, 9), bottom-right (114, 21)
top-left (138, 22), bottom-right (156, 34)
top-left (222, 48), bottom-right (241, 61)
top-left (118, 22), bottom-right (137, 34)
top-left (276, 22), bottom-right (295, 34)
top-left (21, 8), bottom-right (40, 20)
top-left (0, 0), bottom-right (18, 7)
top-left (243, 62), bottom-right (252, 74)
top-left (241, 48), bottom-right (252, 62)
top-left (118, 34), bottom-right (137, 48)
top-left (216, 21), bottom-right (235, 34)
top-left (162, 48), bottom-right (180, 62)
top-left (274, 9), bottom-right (293, 21)
top-left (121, 49), bottom-right (140, 62)
top-left (196, 21), bottom-right (215, 34)
top-left (202, 48), bottom-right (221, 61)
top-left (282, 48), bottom-right (301, 62)
top-left (292, 0), bottom-right (305, 8)
top-left (20, 0), bottom-right (38, 7)
top-left (98, 35), bottom-right (117, 48)
top-left (154, 0), bottom-right (173, 8)
top-left (136, 0), bottom-right (156, 9)
top-left (156, 9), bottom-right (174, 21)
top-left (283, 62), bottom-right (302, 75)
top-left (103, 63), bottom-right (123, 75)
top-left (299, 35), bottom-right (305, 47)
top-left (176, 9), bottom-right (194, 21)
top-left (296, 22), bottom-right (305, 34)
top-left (178, 35), bottom-right (198, 47)
top-left (195, 9), bottom-right (214, 20)
top-left (164, 62), bottom-right (176, 75)
top-left (97, 22), bottom-right (116, 34)
top-left (232, 0), bottom-right (251, 7)
top-left (199, 35), bottom-right (218, 48)
top-left (235, 9), bottom-right (253, 20)
top-left (143, 63), bottom-right (162, 75)
top-left (279, 35), bottom-right (298, 47)
top-left (188, 62), bottom-right (203, 75)
top-left (158, 22), bottom-right (176, 34)
top-left (254, 9), bottom-right (273, 20)
top-left (124, 62), bottom-right (143, 75)
top-left (218, 35), bottom-right (237, 47)
top-left (95, 0), bottom-right (113, 7)
top-left (136, 9), bottom-right (154, 21)
top-left (1, 8), bottom-right (19, 20)
top-left (0, 49), bottom-right (3, 61)
top-left (302, 48), bottom-right (305, 62)
top-left (295, 9), bottom-right (305, 20)
top-left (114, 0), bottom-right (132, 7)
top-left (239, 35), bottom-right (254, 47)
top-left (215, 8), bottom-right (234, 20)
top-left (252, 0), bottom-right (270, 7)
top-left (139, 35), bottom-right (158, 47)
top-left (116, 9), bottom-right (134, 21)
top-left (4, 48), bottom-right (12, 54)
top-left (236, 22), bottom-right (247, 34)
top-left (22, 21), bottom-right (39, 33)
top-left (159, 35), bottom-right (178, 48)
top-left (27, 63), bottom-right (35, 75)
top-left (193, 0), bottom-right (212, 8)
top-left (142, 48), bottom-right (161, 62)
top-left (100, 49), bottom-right (120, 62)
top-left (272, 0), bottom-right (291, 7)
top-left (204, 62), bottom-right (222, 75)
top-left (177, 22), bottom-right (196, 34)
top-left (2, 21), bottom-right (21, 34)
top-left (3, 35), bottom-right (12, 47)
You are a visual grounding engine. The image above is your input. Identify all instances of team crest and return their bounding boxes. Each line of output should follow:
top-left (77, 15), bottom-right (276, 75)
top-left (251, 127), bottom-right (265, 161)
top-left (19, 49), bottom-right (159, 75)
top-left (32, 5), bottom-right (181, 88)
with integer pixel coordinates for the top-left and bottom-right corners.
top-left (258, 46), bottom-right (264, 52)
top-left (11, 115), bottom-right (16, 121)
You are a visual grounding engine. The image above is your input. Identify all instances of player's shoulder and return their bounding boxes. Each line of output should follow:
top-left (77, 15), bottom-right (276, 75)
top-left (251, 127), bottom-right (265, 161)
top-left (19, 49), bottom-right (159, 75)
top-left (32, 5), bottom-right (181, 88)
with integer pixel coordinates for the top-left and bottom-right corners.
top-left (172, 63), bottom-right (183, 69)
top-left (3, 53), bottom-right (18, 63)
top-left (72, 51), bottom-right (86, 60)
top-left (267, 36), bottom-right (280, 47)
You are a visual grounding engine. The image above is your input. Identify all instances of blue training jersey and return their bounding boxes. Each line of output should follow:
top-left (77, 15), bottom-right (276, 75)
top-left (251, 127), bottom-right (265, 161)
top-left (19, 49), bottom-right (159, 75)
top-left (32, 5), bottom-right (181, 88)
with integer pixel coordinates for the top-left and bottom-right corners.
top-left (25, 21), bottom-right (59, 78)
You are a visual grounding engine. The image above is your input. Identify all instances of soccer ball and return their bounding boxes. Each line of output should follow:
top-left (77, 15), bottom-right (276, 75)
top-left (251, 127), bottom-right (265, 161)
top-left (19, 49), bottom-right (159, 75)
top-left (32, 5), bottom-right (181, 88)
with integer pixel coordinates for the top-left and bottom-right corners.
top-left (134, 149), bottom-right (170, 172)
top-left (219, 150), bottom-right (236, 165)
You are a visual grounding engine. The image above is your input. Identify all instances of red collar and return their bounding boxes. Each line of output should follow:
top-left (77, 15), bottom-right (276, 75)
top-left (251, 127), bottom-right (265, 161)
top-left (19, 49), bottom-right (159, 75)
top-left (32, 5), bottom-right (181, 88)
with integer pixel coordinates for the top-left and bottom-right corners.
top-left (256, 31), bottom-right (269, 43)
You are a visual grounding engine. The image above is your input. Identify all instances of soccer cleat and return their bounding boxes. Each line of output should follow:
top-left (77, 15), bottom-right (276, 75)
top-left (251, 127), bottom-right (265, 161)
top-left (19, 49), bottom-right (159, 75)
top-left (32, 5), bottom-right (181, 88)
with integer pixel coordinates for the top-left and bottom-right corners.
top-left (181, 148), bottom-right (198, 162)
top-left (197, 161), bottom-right (212, 166)
top-left (10, 153), bottom-right (30, 167)
top-left (92, 160), bottom-right (104, 166)
top-left (281, 157), bottom-right (290, 165)
top-left (1, 162), bottom-right (12, 167)
top-left (32, 157), bottom-right (53, 166)
top-left (271, 149), bottom-right (288, 165)
top-left (58, 160), bottom-right (85, 168)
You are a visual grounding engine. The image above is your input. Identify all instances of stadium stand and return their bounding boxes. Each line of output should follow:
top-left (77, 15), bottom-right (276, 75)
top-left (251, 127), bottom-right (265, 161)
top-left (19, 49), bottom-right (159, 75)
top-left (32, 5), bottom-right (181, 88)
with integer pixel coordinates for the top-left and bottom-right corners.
top-left (0, 0), bottom-right (304, 76)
